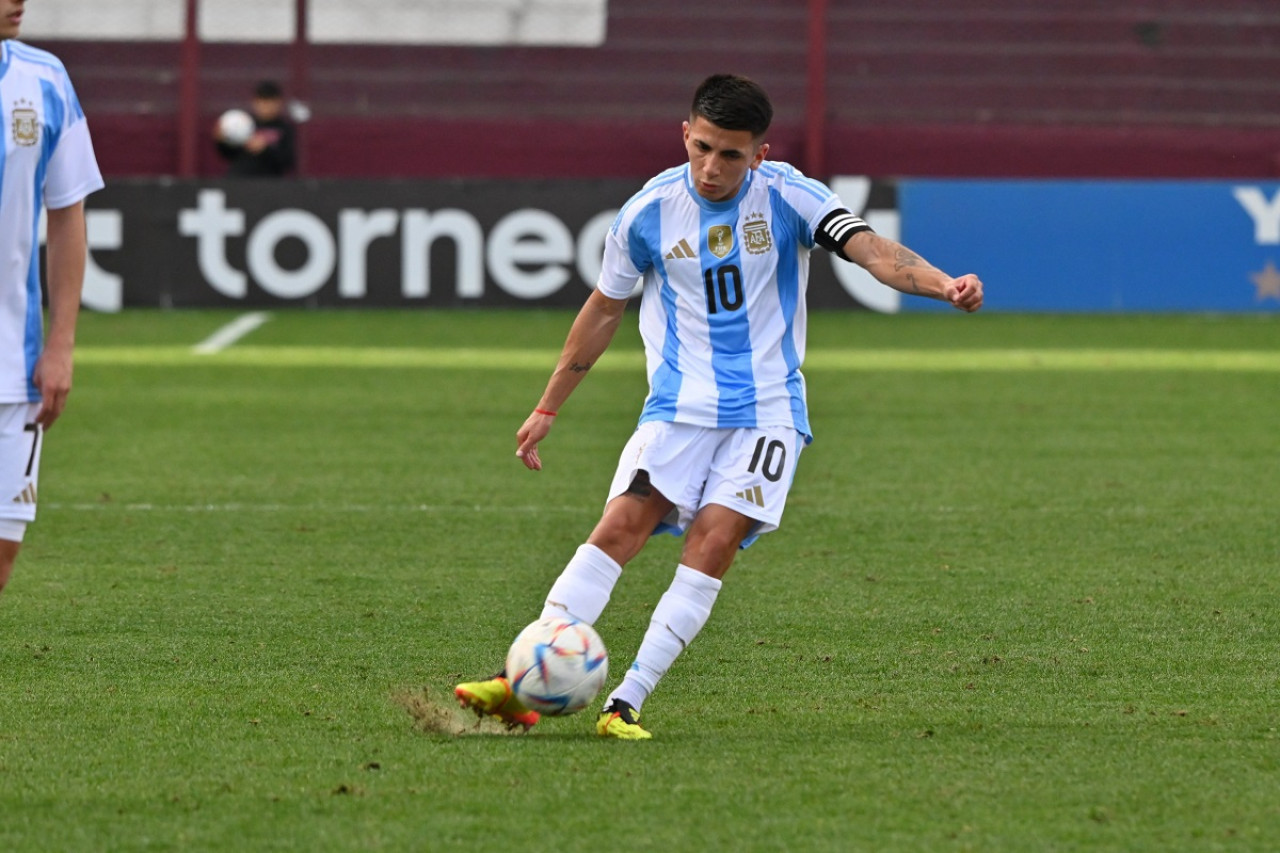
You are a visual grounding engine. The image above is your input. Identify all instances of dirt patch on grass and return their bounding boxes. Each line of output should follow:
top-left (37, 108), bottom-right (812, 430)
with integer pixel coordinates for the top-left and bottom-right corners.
top-left (392, 687), bottom-right (525, 737)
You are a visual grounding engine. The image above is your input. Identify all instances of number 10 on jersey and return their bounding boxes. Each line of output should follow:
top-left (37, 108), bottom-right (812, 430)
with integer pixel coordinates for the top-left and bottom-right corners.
top-left (704, 264), bottom-right (743, 314)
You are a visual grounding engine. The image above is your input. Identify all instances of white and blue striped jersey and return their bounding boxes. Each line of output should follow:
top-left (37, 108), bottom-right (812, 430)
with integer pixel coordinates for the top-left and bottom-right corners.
top-left (597, 161), bottom-right (867, 440)
top-left (0, 40), bottom-right (103, 403)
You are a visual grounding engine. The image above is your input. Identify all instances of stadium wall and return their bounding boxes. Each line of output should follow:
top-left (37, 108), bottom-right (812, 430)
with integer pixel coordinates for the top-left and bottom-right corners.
top-left (35, 0), bottom-right (1280, 181)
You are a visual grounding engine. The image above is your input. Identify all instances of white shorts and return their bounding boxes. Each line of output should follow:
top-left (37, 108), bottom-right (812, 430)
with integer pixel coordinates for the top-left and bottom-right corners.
top-left (606, 420), bottom-right (807, 548)
top-left (0, 402), bottom-right (42, 530)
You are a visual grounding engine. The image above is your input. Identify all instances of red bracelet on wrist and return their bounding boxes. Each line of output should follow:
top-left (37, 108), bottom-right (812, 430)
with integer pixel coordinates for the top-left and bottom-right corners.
top-left (534, 408), bottom-right (558, 417)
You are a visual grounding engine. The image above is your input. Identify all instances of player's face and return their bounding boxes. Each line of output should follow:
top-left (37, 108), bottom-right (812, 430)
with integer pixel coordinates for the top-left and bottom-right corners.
top-left (0, 0), bottom-right (25, 40)
top-left (683, 116), bottom-right (768, 202)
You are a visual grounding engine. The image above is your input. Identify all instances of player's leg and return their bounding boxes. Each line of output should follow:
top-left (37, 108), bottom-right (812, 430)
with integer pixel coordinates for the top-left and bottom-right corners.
top-left (677, 503), bottom-right (759, 580)
top-left (0, 404), bottom-right (42, 599)
top-left (0, 538), bottom-right (21, 594)
top-left (541, 471), bottom-right (676, 623)
top-left (599, 427), bottom-right (806, 739)
top-left (454, 482), bottom-right (675, 730)
top-left (457, 427), bottom-right (681, 729)
top-left (507, 420), bottom-right (691, 633)
top-left (597, 506), bottom-right (751, 740)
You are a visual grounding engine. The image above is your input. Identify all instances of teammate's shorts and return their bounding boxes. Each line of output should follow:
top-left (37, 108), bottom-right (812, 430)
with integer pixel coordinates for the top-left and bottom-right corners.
top-left (0, 402), bottom-right (42, 534)
top-left (606, 420), bottom-right (807, 549)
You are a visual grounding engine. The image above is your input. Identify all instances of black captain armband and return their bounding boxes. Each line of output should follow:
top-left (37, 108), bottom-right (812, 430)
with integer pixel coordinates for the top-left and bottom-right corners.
top-left (815, 208), bottom-right (873, 261)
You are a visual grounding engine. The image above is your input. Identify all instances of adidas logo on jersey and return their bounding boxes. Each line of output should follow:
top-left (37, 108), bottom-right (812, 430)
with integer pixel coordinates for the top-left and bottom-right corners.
top-left (10, 483), bottom-right (36, 505)
top-left (664, 238), bottom-right (696, 260)
top-left (735, 485), bottom-right (765, 507)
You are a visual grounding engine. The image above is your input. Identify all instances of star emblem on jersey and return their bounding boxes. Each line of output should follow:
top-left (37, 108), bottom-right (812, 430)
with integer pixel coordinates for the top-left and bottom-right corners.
top-left (664, 238), bottom-right (697, 260)
top-left (734, 484), bottom-right (765, 507)
top-left (11, 99), bottom-right (39, 147)
top-left (707, 225), bottom-right (734, 259)
top-left (743, 213), bottom-right (773, 255)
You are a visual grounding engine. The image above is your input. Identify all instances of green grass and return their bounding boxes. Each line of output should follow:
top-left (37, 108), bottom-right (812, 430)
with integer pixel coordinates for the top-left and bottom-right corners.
top-left (2, 309), bottom-right (1278, 851)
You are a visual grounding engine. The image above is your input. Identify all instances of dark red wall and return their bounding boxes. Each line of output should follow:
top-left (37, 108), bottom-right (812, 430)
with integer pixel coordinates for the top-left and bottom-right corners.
top-left (42, 0), bottom-right (1280, 180)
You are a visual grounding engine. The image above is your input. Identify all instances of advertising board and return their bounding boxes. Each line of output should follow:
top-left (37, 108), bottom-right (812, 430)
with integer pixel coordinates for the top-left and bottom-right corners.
top-left (901, 180), bottom-right (1280, 312)
top-left (71, 178), bottom-right (1280, 313)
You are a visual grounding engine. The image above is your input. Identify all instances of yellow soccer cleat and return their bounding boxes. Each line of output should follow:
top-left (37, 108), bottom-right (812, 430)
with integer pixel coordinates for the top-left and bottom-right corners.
top-left (596, 699), bottom-right (652, 740)
top-left (455, 676), bottom-right (540, 732)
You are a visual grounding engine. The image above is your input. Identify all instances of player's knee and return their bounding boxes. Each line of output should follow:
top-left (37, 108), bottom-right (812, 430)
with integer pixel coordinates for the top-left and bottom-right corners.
top-left (586, 523), bottom-right (648, 566)
top-left (680, 535), bottom-right (739, 576)
top-left (699, 518), bottom-right (753, 554)
top-left (590, 497), bottom-right (669, 564)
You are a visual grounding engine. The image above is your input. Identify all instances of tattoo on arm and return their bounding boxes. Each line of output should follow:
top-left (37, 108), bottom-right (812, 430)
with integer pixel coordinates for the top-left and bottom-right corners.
top-left (905, 272), bottom-right (921, 294)
top-left (569, 361), bottom-right (592, 373)
top-left (893, 247), bottom-right (926, 272)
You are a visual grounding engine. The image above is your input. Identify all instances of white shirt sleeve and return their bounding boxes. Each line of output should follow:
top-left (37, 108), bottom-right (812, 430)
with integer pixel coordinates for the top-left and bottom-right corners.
top-left (595, 222), bottom-right (645, 300)
top-left (787, 185), bottom-right (844, 242)
top-left (44, 116), bottom-right (105, 210)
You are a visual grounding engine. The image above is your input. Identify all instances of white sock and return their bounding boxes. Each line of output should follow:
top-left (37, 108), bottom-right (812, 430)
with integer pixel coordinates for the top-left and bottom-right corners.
top-left (539, 543), bottom-right (622, 625)
top-left (607, 564), bottom-right (722, 713)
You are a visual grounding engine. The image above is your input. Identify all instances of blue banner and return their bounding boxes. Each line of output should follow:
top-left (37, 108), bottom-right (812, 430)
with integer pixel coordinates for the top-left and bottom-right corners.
top-left (899, 180), bottom-right (1280, 312)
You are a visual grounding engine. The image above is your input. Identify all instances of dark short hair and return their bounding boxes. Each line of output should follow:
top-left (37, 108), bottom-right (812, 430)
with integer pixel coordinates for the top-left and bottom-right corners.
top-left (254, 79), bottom-right (283, 99)
top-left (690, 74), bottom-right (773, 138)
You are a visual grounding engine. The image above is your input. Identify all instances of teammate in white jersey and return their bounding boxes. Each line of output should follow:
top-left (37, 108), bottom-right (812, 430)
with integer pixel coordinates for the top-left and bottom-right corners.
top-left (0, 0), bottom-right (104, 596)
top-left (457, 74), bottom-right (982, 737)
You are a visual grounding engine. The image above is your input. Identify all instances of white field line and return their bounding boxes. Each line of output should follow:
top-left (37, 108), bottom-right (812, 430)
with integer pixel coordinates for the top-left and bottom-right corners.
top-left (43, 502), bottom-right (586, 514)
top-left (45, 502), bottom-right (1262, 518)
top-left (192, 312), bottom-right (272, 354)
top-left (77, 345), bottom-right (1280, 372)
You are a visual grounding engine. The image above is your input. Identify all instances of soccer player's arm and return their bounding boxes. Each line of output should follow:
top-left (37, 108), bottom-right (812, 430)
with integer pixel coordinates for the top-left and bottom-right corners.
top-left (37, 77), bottom-right (104, 428)
top-left (35, 201), bottom-right (89, 428)
top-left (816, 210), bottom-right (983, 312)
top-left (515, 290), bottom-right (629, 471)
top-left (515, 216), bottom-right (641, 471)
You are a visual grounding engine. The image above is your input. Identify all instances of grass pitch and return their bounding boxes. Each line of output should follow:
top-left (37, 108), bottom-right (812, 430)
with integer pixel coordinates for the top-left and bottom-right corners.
top-left (1, 309), bottom-right (1277, 851)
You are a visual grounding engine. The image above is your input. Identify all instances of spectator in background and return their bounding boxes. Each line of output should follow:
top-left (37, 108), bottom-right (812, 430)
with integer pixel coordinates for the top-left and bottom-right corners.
top-left (215, 79), bottom-right (296, 177)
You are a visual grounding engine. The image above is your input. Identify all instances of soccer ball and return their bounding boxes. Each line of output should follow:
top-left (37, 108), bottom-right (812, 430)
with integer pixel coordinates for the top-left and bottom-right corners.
top-left (217, 109), bottom-right (255, 146)
top-left (506, 617), bottom-right (608, 716)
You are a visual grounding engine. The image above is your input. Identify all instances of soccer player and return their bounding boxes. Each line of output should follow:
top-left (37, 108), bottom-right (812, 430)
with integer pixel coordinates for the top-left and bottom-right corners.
top-left (456, 74), bottom-right (982, 738)
top-left (0, 0), bottom-right (104, 596)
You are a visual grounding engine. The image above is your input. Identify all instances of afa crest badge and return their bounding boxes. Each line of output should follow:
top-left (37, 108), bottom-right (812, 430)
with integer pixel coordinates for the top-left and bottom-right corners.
top-left (11, 99), bottom-right (39, 147)
top-left (743, 213), bottom-right (773, 255)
